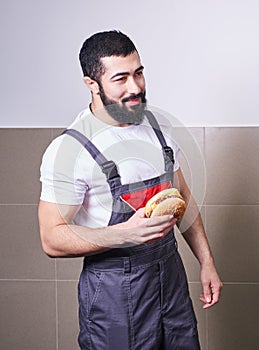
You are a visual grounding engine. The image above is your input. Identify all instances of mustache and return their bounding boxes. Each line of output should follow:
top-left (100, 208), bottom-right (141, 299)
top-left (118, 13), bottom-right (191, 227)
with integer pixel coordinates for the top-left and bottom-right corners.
top-left (121, 92), bottom-right (145, 103)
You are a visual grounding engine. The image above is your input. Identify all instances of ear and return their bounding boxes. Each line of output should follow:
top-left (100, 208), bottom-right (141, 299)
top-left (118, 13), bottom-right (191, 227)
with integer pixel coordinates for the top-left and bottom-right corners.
top-left (83, 76), bottom-right (100, 94)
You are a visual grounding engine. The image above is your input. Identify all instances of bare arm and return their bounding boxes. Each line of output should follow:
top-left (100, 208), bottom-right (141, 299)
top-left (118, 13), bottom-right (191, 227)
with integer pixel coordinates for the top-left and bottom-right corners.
top-left (38, 200), bottom-right (177, 258)
top-left (174, 168), bottom-right (223, 308)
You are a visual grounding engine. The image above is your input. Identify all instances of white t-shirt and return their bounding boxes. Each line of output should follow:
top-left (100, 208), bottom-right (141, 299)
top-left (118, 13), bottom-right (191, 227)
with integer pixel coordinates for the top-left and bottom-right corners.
top-left (40, 108), bottom-right (180, 228)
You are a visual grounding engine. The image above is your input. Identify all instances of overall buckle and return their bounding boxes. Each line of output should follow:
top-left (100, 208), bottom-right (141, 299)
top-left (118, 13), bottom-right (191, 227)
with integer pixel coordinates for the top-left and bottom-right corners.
top-left (101, 160), bottom-right (119, 180)
top-left (163, 146), bottom-right (175, 165)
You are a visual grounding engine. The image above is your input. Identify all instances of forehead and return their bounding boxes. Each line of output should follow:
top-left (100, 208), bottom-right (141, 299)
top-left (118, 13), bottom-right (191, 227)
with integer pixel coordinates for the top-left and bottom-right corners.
top-left (100, 51), bottom-right (142, 77)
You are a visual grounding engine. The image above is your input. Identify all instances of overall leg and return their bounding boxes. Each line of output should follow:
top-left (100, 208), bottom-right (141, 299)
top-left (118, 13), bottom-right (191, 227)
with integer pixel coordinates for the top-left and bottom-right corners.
top-left (129, 262), bottom-right (163, 350)
top-left (78, 266), bottom-right (134, 350)
top-left (78, 261), bottom-right (164, 350)
top-left (160, 250), bottom-right (201, 350)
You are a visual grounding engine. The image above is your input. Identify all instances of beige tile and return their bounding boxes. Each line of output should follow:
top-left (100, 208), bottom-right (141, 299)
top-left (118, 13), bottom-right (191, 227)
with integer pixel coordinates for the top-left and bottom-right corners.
top-left (206, 205), bottom-right (259, 282)
top-left (57, 281), bottom-right (80, 350)
top-left (189, 283), bottom-right (208, 350)
top-left (207, 283), bottom-right (259, 350)
top-left (0, 280), bottom-right (56, 350)
top-left (56, 257), bottom-right (83, 281)
top-left (205, 127), bottom-right (259, 205)
top-left (0, 128), bottom-right (52, 204)
top-left (0, 205), bottom-right (55, 279)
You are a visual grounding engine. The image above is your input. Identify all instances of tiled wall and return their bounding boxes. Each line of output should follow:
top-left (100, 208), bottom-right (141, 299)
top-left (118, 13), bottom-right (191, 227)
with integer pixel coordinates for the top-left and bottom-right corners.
top-left (0, 127), bottom-right (258, 350)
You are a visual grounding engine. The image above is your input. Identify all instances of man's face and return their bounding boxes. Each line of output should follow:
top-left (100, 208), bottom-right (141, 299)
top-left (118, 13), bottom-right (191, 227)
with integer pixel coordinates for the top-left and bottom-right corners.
top-left (98, 51), bottom-right (147, 124)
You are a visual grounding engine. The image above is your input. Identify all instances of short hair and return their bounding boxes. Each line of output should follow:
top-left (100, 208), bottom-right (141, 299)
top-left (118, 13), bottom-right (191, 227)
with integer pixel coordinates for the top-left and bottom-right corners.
top-left (79, 30), bottom-right (138, 81)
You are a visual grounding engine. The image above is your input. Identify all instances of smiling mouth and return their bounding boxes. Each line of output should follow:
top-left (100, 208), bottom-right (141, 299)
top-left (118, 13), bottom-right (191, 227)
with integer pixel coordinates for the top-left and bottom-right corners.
top-left (122, 93), bottom-right (144, 104)
top-left (126, 97), bottom-right (141, 105)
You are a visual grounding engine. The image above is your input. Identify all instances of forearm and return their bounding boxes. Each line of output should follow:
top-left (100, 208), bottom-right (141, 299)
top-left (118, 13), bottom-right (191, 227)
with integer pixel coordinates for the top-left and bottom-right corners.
top-left (41, 219), bottom-right (142, 258)
top-left (40, 223), bottom-right (111, 258)
top-left (180, 210), bottom-right (214, 266)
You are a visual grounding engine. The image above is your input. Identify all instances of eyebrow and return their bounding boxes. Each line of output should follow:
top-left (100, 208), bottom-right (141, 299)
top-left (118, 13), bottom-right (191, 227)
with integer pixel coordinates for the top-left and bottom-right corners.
top-left (110, 65), bottom-right (144, 80)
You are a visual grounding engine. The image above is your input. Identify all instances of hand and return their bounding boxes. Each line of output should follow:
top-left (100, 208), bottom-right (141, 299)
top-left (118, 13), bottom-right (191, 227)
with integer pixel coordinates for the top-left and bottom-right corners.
top-left (199, 262), bottom-right (223, 309)
top-left (116, 208), bottom-right (178, 247)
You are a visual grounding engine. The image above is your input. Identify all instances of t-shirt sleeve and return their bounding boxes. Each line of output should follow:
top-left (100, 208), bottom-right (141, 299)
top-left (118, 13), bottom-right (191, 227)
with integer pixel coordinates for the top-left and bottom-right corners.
top-left (40, 136), bottom-right (88, 205)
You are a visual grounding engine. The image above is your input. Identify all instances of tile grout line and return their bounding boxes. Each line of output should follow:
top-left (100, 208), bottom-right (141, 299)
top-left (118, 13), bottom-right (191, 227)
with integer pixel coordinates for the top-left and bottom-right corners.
top-left (55, 258), bottom-right (59, 350)
top-left (203, 127), bottom-right (207, 209)
top-left (188, 281), bottom-right (259, 285)
top-left (0, 278), bottom-right (80, 282)
top-left (0, 203), bottom-right (38, 206)
top-left (206, 309), bottom-right (209, 350)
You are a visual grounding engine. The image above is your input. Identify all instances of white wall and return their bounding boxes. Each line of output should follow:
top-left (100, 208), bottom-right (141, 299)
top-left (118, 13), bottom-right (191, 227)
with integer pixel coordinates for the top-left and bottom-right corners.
top-left (1, 0), bottom-right (259, 127)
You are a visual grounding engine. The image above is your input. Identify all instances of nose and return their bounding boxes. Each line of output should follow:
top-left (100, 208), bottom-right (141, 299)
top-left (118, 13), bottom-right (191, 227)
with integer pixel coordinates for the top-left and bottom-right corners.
top-left (126, 76), bottom-right (142, 95)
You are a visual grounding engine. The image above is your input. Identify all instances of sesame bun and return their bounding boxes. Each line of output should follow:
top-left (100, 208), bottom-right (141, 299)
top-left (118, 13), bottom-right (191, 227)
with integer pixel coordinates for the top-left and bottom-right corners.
top-left (145, 188), bottom-right (186, 218)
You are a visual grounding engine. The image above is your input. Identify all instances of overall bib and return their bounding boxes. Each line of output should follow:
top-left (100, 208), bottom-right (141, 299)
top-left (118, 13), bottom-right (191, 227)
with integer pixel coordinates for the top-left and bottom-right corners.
top-left (63, 111), bottom-right (200, 350)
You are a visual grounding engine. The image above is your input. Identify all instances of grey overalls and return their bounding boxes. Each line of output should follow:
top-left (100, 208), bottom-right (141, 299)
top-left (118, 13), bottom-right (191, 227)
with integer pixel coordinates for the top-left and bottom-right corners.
top-left (63, 111), bottom-right (200, 350)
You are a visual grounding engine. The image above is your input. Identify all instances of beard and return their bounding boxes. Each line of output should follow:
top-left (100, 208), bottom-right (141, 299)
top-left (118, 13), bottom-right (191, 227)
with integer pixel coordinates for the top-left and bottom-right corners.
top-left (98, 84), bottom-right (147, 125)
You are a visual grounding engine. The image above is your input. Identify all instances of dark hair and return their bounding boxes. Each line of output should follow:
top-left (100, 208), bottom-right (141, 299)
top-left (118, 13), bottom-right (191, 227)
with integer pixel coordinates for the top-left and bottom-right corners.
top-left (79, 30), bottom-right (138, 81)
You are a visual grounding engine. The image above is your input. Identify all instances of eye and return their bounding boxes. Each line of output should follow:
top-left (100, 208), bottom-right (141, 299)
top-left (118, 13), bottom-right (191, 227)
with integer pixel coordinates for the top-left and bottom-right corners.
top-left (114, 76), bottom-right (127, 82)
top-left (135, 70), bottom-right (144, 77)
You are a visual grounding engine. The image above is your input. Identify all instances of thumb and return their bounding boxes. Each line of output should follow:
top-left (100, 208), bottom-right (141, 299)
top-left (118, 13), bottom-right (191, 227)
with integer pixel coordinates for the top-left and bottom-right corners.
top-left (135, 207), bottom-right (146, 218)
top-left (203, 283), bottom-right (212, 303)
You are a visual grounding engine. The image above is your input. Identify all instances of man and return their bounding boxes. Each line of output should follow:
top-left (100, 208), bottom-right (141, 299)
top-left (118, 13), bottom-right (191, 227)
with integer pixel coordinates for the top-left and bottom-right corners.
top-left (38, 31), bottom-right (222, 350)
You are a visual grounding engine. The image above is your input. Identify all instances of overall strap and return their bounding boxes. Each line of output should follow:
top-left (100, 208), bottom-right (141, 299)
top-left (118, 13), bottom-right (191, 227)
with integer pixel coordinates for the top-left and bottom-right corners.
top-left (62, 129), bottom-right (120, 181)
top-left (144, 110), bottom-right (175, 172)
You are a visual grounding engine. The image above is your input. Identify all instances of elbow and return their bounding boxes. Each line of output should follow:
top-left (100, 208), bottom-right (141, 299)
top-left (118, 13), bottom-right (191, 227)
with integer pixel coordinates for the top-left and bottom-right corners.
top-left (39, 228), bottom-right (61, 258)
top-left (42, 246), bottom-right (58, 258)
top-left (40, 238), bottom-right (58, 258)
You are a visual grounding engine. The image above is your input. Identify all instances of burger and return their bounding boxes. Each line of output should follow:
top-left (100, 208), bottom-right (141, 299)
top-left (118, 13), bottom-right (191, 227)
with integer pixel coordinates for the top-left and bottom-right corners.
top-left (145, 188), bottom-right (186, 218)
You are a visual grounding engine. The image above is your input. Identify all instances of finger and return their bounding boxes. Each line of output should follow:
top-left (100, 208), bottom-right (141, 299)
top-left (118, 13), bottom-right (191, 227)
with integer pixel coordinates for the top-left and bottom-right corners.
top-left (199, 294), bottom-right (212, 309)
top-left (199, 294), bottom-right (206, 303)
top-left (211, 286), bottom-right (221, 305)
top-left (135, 207), bottom-right (146, 217)
top-left (141, 232), bottom-right (165, 244)
top-left (200, 291), bottom-right (220, 309)
top-left (203, 284), bottom-right (212, 304)
top-left (147, 215), bottom-right (176, 227)
top-left (142, 221), bottom-right (175, 242)
top-left (199, 293), bottom-right (210, 304)
top-left (202, 298), bottom-right (217, 309)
